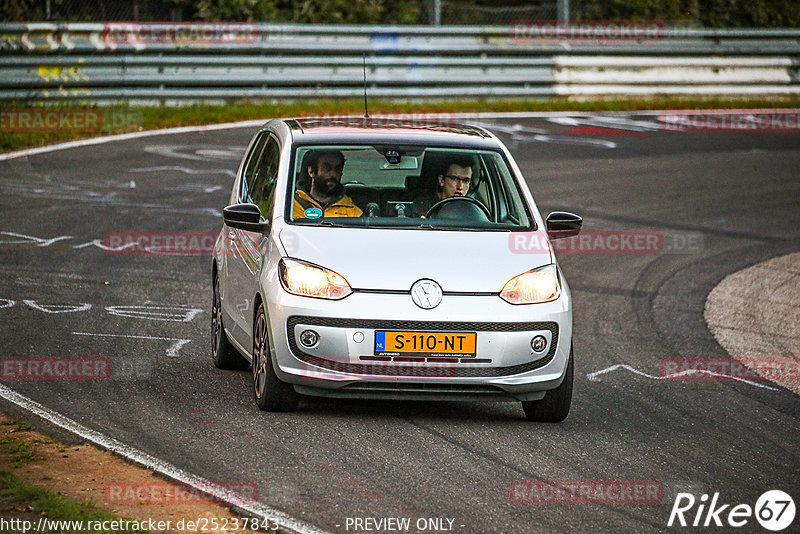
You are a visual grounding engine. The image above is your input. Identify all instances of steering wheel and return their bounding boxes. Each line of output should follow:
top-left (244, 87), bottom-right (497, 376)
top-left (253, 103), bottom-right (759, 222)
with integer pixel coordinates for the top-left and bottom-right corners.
top-left (425, 195), bottom-right (491, 220)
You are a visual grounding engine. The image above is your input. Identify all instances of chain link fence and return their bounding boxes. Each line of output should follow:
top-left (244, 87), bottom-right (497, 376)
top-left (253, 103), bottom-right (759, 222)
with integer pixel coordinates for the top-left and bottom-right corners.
top-left (5, 0), bottom-right (595, 24)
top-left (1, 0), bottom-right (795, 26)
top-left (3, 0), bottom-right (178, 22)
top-left (427, 1), bottom-right (558, 25)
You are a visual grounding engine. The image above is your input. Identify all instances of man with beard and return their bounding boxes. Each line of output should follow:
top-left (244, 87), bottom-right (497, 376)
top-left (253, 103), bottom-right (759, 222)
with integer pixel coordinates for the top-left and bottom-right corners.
top-left (293, 150), bottom-right (363, 218)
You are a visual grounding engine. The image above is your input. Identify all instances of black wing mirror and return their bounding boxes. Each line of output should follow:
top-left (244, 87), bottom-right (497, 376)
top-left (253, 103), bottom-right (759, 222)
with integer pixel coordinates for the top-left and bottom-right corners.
top-left (223, 203), bottom-right (270, 232)
top-left (546, 211), bottom-right (582, 240)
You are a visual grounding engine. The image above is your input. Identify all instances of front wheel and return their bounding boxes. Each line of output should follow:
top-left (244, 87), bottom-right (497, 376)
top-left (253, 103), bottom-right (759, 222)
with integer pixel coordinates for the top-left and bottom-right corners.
top-left (252, 302), bottom-right (299, 412)
top-left (522, 345), bottom-right (573, 422)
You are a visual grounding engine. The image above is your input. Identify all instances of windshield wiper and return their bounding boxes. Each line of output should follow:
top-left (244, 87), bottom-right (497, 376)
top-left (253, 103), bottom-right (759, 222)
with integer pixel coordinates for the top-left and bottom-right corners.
top-left (415, 224), bottom-right (512, 232)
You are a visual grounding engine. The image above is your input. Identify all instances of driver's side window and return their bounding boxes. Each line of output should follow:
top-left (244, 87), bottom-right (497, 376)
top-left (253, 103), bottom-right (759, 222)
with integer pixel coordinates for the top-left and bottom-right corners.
top-left (240, 134), bottom-right (268, 203)
top-left (250, 137), bottom-right (280, 219)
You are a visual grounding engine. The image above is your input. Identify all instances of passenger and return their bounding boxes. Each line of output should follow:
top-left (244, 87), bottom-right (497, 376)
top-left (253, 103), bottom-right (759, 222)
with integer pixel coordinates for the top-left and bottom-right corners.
top-left (293, 150), bottom-right (363, 218)
top-left (411, 155), bottom-right (473, 217)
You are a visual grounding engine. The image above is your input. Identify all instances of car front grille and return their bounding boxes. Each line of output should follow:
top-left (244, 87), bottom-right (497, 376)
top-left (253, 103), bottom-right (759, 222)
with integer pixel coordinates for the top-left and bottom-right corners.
top-left (286, 316), bottom-right (558, 378)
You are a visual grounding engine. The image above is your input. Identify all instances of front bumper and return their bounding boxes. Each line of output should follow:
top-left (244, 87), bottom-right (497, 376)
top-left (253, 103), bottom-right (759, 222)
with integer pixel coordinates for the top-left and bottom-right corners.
top-left (265, 284), bottom-right (572, 402)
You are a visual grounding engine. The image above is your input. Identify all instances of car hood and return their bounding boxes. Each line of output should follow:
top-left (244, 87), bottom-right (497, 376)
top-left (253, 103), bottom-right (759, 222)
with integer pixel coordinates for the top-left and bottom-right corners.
top-left (279, 226), bottom-right (553, 292)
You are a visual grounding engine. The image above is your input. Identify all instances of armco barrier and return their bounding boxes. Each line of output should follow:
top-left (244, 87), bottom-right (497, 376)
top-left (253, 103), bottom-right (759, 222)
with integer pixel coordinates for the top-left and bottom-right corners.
top-left (0, 23), bottom-right (798, 102)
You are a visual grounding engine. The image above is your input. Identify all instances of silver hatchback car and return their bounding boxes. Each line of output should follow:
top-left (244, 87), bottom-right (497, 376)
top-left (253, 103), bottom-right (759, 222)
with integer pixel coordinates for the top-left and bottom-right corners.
top-left (212, 117), bottom-right (581, 421)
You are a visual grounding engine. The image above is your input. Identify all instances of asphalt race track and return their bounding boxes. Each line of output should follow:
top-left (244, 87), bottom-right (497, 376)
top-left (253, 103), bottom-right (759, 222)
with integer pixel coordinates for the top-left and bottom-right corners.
top-left (1, 114), bottom-right (798, 533)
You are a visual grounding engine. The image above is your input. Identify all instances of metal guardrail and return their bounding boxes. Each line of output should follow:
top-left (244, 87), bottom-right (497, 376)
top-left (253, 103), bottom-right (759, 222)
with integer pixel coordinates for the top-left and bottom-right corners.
top-left (0, 23), bottom-right (798, 102)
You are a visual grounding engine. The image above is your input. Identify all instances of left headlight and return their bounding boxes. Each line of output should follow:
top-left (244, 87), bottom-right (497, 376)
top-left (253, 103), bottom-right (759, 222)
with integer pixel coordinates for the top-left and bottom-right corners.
top-left (279, 258), bottom-right (352, 300)
top-left (500, 264), bottom-right (560, 304)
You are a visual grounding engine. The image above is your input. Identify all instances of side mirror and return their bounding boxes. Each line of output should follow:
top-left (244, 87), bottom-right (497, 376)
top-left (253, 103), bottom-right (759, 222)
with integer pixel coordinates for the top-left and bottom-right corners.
top-left (223, 203), bottom-right (270, 232)
top-left (546, 211), bottom-right (582, 240)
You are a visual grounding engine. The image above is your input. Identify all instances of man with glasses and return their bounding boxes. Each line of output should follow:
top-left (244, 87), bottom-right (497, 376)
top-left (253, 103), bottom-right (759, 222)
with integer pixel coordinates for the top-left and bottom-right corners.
top-left (411, 154), bottom-right (474, 217)
top-left (293, 150), bottom-right (363, 218)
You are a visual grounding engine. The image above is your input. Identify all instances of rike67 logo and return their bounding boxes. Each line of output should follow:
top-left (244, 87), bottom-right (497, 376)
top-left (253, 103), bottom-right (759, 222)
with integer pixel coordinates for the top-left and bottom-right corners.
top-left (668, 490), bottom-right (795, 531)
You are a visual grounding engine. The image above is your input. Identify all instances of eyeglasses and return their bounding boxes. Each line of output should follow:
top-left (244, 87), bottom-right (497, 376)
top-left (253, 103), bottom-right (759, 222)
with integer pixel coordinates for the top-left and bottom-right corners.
top-left (443, 175), bottom-right (471, 186)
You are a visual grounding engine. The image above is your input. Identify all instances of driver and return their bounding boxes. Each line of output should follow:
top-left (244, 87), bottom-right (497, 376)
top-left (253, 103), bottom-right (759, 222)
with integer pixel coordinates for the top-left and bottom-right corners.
top-left (411, 155), bottom-right (473, 217)
top-left (293, 150), bottom-right (363, 218)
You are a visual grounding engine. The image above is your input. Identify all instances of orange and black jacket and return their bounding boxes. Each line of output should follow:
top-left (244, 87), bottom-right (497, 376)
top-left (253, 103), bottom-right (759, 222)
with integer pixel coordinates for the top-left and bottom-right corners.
top-left (292, 187), bottom-right (363, 218)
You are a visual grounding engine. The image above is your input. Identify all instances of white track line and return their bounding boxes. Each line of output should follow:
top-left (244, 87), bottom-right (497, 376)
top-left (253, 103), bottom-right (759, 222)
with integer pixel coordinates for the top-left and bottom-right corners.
top-left (0, 383), bottom-right (330, 534)
top-left (586, 363), bottom-right (778, 391)
top-left (0, 119), bottom-right (266, 161)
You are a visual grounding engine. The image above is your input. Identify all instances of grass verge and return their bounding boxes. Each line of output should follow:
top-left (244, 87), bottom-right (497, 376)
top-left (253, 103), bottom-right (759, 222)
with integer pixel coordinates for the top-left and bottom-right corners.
top-left (2, 96), bottom-right (799, 153)
top-left (0, 418), bottom-right (149, 533)
top-left (0, 413), bottom-right (262, 533)
top-left (0, 470), bottom-right (149, 533)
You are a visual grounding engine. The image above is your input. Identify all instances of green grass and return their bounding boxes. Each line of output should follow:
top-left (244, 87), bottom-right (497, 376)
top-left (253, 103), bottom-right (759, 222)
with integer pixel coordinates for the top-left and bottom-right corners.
top-left (0, 436), bottom-right (41, 467)
top-left (0, 470), bottom-right (150, 534)
top-left (2, 96), bottom-right (799, 153)
top-left (12, 422), bottom-right (36, 432)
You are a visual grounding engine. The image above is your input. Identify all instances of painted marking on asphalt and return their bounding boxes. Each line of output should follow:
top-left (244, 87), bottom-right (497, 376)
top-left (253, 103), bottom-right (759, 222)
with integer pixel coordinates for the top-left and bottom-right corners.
top-left (473, 122), bottom-right (617, 148)
top-left (104, 306), bottom-right (203, 322)
top-left (0, 233), bottom-right (222, 251)
top-left (23, 300), bottom-right (92, 314)
top-left (548, 116), bottom-right (661, 132)
top-left (131, 165), bottom-right (236, 179)
top-left (71, 332), bottom-right (191, 358)
top-left (586, 363), bottom-right (779, 391)
top-left (144, 145), bottom-right (245, 162)
top-left (164, 183), bottom-right (225, 193)
top-left (3, 299), bottom-right (203, 323)
top-left (72, 239), bottom-right (138, 252)
top-left (0, 383), bottom-right (330, 534)
top-left (0, 232), bottom-right (73, 247)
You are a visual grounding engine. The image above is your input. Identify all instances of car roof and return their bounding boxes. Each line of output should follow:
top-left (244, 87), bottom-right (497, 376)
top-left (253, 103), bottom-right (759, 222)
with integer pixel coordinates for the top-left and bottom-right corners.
top-left (271, 117), bottom-right (501, 149)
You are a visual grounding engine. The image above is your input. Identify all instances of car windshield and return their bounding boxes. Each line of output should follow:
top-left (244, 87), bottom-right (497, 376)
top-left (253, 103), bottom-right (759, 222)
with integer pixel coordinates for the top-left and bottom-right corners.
top-left (286, 145), bottom-right (533, 230)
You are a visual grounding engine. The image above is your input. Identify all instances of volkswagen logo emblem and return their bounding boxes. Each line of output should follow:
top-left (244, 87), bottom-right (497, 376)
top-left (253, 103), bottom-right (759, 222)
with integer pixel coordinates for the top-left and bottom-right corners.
top-left (410, 279), bottom-right (443, 309)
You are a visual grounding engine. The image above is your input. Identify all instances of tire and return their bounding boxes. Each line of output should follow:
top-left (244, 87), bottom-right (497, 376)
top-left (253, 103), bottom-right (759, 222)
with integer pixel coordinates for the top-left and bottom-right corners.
top-left (252, 302), bottom-right (299, 412)
top-left (212, 272), bottom-right (249, 370)
top-left (522, 345), bottom-right (573, 422)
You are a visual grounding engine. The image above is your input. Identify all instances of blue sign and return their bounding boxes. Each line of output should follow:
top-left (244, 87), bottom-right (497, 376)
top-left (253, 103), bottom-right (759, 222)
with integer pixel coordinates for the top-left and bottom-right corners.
top-left (305, 207), bottom-right (323, 219)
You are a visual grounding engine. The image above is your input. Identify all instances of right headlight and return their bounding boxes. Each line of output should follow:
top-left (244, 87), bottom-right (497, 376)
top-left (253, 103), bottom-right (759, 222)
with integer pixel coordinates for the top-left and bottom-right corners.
top-left (279, 258), bottom-right (352, 300)
top-left (500, 264), bottom-right (560, 304)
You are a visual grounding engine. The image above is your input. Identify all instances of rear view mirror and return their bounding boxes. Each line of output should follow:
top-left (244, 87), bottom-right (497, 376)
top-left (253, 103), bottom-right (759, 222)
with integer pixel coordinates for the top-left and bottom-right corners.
top-left (223, 203), bottom-right (270, 232)
top-left (546, 211), bottom-right (582, 240)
